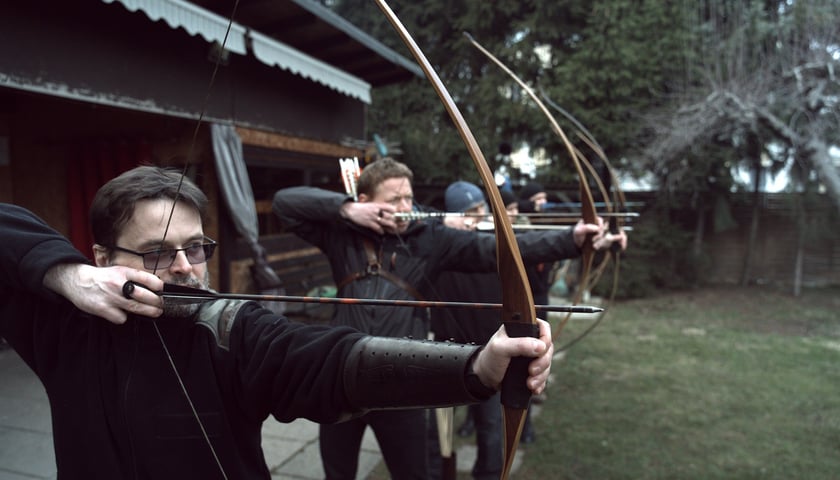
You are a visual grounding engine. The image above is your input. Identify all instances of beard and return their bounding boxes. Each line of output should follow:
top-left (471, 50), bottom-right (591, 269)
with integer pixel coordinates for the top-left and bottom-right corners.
top-left (162, 271), bottom-right (211, 318)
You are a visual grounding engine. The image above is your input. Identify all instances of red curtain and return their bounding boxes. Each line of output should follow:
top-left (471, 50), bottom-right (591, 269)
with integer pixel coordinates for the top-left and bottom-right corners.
top-left (67, 141), bottom-right (151, 260)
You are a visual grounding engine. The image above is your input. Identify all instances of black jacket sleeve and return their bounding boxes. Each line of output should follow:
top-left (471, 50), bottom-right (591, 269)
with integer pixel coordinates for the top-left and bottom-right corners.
top-left (516, 228), bottom-right (582, 264)
top-left (223, 301), bottom-right (365, 424)
top-left (0, 203), bottom-right (92, 370)
top-left (220, 301), bottom-right (492, 424)
top-left (272, 187), bottom-right (351, 248)
top-left (0, 203), bottom-right (91, 296)
top-left (432, 223), bottom-right (582, 274)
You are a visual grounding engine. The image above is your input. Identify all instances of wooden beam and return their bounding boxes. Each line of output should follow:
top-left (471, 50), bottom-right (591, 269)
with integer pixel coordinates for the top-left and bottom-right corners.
top-left (235, 126), bottom-right (363, 158)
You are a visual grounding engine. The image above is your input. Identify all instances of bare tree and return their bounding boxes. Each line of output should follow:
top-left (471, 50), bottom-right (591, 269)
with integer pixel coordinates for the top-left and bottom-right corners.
top-left (644, 1), bottom-right (840, 211)
top-left (641, 1), bottom-right (839, 289)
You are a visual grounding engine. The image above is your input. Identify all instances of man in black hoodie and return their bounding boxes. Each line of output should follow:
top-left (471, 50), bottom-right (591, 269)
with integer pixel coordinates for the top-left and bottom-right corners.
top-left (0, 165), bottom-right (555, 480)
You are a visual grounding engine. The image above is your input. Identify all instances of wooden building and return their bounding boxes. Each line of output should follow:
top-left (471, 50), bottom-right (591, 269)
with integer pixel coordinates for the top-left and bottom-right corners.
top-left (0, 0), bottom-right (421, 301)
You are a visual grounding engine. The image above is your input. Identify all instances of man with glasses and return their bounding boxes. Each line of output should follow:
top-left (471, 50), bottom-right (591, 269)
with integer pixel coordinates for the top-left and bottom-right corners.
top-left (0, 165), bottom-right (554, 479)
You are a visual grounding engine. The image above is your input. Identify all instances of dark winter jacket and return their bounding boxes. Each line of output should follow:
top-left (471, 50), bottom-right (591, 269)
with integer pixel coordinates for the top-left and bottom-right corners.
top-left (430, 270), bottom-right (502, 344)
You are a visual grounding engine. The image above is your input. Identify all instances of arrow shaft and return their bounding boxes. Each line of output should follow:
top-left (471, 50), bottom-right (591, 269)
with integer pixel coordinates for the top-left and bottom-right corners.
top-left (161, 289), bottom-right (602, 313)
top-left (394, 211), bottom-right (637, 221)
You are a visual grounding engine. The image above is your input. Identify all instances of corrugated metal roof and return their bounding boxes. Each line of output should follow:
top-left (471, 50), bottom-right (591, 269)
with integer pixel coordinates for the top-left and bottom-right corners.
top-left (104, 0), bottom-right (373, 103)
top-left (188, 0), bottom-right (424, 87)
top-left (102, 0), bottom-right (249, 54)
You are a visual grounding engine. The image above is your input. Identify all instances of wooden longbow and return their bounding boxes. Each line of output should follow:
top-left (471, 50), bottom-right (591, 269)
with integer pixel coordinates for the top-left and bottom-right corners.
top-left (373, 2), bottom-right (541, 477)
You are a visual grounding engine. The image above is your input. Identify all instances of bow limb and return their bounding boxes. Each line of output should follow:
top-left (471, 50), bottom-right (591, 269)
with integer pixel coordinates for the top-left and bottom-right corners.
top-left (541, 86), bottom-right (629, 251)
top-left (575, 143), bottom-right (615, 293)
top-left (463, 34), bottom-right (598, 341)
top-left (569, 138), bottom-right (627, 351)
top-left (373, 2), bottom-right (537, 477)
top-left (542, 95), bottom-right (629, 352)
top-left (569, 113), bottom-right (628, 303)
top-left (578, 138), bottom-right (626, 295)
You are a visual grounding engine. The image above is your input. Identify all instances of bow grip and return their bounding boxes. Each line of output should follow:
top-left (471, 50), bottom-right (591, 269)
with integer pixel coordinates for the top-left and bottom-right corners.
top-left (500, 321), bottom-right (540, 409)
top-left (609, 215), bottom-right (620, 254)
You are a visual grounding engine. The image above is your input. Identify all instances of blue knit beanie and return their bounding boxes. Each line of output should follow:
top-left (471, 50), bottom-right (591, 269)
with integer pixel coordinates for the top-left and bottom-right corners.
top-left (445, 181), bottom-right (486, 212)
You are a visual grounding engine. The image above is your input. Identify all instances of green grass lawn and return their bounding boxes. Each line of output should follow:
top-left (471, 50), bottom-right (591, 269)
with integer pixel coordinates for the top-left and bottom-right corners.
top-left (518, 286), bottom-right (840, 479)
top-left (365, 285), bottom-right (840, 479)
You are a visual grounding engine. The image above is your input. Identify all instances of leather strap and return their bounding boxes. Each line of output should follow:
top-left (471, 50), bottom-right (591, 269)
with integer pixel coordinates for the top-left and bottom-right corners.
top-left (337, 239), bottom-right (425, 300)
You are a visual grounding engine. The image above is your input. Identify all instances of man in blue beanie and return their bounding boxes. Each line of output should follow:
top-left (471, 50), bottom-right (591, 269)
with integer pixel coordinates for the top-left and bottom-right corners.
top-left (432, 181), bottom-right (511, 479)
top-left (430, 180), bottom-right (617, 477)
top-left (445, 180), bottom-right (486, 215)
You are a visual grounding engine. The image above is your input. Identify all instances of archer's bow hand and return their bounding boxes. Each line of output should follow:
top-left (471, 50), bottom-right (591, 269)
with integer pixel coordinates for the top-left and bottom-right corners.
top-left (471, 319), bottom-right (553, 395)
top-left (593, 228), bottom-right (628, 252)
top-left (43, 264), bottom-right (164, 324)
top-left (572, 216), bottom-right (606, 249)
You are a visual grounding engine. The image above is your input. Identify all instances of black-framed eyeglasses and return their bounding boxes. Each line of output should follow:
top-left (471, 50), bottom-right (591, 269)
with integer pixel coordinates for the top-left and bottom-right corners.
top-left (110, 237), bottom-right (217, 270)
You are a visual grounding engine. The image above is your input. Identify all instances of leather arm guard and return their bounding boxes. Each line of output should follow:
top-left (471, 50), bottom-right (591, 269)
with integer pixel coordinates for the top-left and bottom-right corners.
top-left (343, 336), bottom-right (496, 411)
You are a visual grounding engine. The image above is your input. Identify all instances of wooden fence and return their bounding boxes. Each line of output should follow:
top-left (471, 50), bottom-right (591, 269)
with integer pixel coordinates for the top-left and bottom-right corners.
top-left (702, 192), bottom-right (839, 288)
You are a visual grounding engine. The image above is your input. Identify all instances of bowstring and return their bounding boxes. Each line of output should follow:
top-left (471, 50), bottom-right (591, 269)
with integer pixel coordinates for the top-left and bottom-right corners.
top-left (151, 323), bottom-right (228, 477)
top-left (150, 2), bottom-right (241, 478)
top-left (387, 176), bottom-right (472, 334)
top-left (387, 176), bottom-right (488, 473)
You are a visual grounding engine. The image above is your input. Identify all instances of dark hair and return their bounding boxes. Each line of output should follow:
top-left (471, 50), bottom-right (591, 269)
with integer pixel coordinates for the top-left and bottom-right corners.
top-left (356, 157), bottom-right (413, 196)
top-left (500, 189), bottom-right (518, 208)
top-left (519, 182), bottom-right (545, 201)
top-left (90, 166), bottom-right (208, 247)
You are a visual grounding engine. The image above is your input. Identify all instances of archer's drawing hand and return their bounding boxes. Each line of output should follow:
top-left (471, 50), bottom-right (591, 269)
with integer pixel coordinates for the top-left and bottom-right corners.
top-left (43, 264), bottom-right (164, 324)
top-left (472, 319), bottom-right (553, 395)
top-left (340, 201), bottom-right (397, 235)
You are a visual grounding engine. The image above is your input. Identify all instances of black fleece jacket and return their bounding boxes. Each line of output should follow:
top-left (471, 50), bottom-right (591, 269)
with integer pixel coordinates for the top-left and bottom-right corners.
top-left (0, 203), bottom-right (366, 479)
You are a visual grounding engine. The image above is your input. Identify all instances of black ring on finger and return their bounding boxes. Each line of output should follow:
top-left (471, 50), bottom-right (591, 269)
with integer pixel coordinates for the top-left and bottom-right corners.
top-left (122, 281), bottom-right (136, 299)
